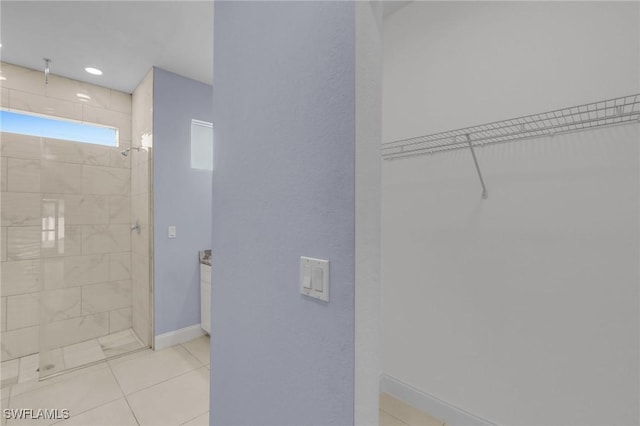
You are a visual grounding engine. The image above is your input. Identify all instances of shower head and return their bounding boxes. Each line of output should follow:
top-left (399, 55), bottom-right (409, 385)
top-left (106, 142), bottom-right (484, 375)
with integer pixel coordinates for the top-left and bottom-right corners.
top-left (120, 146), bottom-right (145, 157)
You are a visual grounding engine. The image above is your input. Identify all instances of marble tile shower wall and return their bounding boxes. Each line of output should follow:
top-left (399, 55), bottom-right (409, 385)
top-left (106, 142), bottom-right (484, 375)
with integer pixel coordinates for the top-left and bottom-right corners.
top-left (130, 69), bottom-right (153, 347)
top-left (0, 62), bottom-right (134, 361)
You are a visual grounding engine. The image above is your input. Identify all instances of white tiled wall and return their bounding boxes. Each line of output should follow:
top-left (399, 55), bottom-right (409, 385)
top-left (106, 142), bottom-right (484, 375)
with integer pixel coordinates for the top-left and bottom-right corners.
top-left (6, 293), bottom-right (40, 329)
top-left (130, 69), bottom-right (153, 347)
top-left (0, 62), bottom-right (139, 362)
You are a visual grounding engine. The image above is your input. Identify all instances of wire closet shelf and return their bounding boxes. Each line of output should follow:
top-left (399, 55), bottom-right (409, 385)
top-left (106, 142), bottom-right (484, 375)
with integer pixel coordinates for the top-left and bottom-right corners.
top-left (381, 94), bottom-right (640, 160)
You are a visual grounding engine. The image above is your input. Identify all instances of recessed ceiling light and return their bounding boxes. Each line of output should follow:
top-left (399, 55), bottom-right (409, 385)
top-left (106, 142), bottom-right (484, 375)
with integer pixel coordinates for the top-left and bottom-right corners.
top-left (85, 67), bottom-right (102, 76)
top-left (0, 76), bottom-right (6, 81)
top-left (76, 93), bottom-right (91, 101)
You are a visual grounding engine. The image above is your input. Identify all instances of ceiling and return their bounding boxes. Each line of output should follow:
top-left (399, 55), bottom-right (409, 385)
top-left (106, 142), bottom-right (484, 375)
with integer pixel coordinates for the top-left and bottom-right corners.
top-left (0, 1), bottom-right (213, 93)
top-left (0, 1), bottom-right (407, 94)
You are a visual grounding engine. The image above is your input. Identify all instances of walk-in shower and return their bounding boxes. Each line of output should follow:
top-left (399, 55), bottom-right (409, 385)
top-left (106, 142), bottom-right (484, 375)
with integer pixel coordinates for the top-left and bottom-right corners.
top-left (0, 62), bottom-right (154, 382)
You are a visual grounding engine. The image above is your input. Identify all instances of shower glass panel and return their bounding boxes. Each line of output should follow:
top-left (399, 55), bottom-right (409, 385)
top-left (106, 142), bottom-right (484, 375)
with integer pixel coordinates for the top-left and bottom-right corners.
top-left (37, 133), bottom-right (150, 379)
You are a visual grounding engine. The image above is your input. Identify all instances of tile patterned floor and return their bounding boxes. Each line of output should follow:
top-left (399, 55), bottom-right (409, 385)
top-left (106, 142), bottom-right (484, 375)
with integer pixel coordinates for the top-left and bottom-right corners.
top-left (0, 335), bottom-right (210, 426)
top-left (3, 335), bottom-right (432, 426)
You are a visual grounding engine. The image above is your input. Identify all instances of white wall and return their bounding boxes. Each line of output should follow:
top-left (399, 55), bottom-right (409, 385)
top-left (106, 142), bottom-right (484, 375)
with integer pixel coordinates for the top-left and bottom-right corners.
top-left (382, 2), bottom-right (640, 425)
top-left (355, 2), bottom-right (383, 425)
top-left (383, 2), bottom-right (639, 141)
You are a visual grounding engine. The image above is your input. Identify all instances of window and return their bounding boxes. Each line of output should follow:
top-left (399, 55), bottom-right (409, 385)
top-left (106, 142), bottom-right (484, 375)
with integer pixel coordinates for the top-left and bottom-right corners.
top-left (0, 109), bottom-right (118, 146)
top-left (191, 119), bottom-right (213, 171)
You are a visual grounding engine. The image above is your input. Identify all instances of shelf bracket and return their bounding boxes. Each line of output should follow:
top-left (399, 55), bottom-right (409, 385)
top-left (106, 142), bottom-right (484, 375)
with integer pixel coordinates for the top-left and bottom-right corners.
top-left (466, 134), bottom-right (488, 199)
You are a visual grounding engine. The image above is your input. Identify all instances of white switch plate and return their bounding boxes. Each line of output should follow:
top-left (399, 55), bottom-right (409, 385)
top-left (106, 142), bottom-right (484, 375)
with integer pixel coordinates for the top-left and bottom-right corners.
top-left (300, 256), bottom-right (329, 302)
top-left (168, 226), bottom-right (176, 239)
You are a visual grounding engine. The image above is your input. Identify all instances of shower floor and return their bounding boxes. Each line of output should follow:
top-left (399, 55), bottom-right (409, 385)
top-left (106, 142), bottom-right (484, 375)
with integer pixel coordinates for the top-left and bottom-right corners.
top-left (1, 329), bottom-right (145, 386)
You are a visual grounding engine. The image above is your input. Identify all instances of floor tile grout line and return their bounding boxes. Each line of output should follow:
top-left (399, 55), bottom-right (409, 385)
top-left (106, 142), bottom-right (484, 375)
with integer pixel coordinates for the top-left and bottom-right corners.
top-left (47, 395), bottom-right (123, 426)
top-left (179, 342), bottom-right (208, 367)
top-left (177, 343), bottom-right (204, 363)
top-left (123, 396), bottom-right (141, 426)
top-left (178, 409), bottom-right (209, 426)
top-left (105, 357), bottom-right (127, 399)
top-left (106, 360), bottom-right (141, 426)
top-left (107, 344), bottom-right (202, 371)
top-left (123, 360), bottom-right (207, 398)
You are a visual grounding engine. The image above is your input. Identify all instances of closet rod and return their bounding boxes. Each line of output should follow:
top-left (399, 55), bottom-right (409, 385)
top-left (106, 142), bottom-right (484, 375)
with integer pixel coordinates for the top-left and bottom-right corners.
top-left (382, 94), bottom-right (640, 160)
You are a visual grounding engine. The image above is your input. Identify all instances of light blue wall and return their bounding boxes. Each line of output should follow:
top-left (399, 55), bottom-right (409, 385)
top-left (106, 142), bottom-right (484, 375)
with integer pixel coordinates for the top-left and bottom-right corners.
top-left (153, 67), bottom-right (213, 335)
top-left (211, 2), bottom-right (356, 424)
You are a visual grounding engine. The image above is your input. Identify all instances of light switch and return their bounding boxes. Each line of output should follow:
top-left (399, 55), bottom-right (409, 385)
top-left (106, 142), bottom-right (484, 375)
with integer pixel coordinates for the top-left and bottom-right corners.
top-left (300, 256), bottom-right (329, 302)
top-left (168, 226), bottom-right (176, 239)
top-left (303, 263), bottom-right (312, 289)
top-left (312, 267), bottom-right (323, 292)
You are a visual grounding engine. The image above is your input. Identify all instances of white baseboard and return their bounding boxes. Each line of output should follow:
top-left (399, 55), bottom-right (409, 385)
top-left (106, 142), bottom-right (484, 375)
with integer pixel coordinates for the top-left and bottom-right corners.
top-left (154, 324), bottom-right (206, 351)
top-left (380, 374), bottom-right (497, 426)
